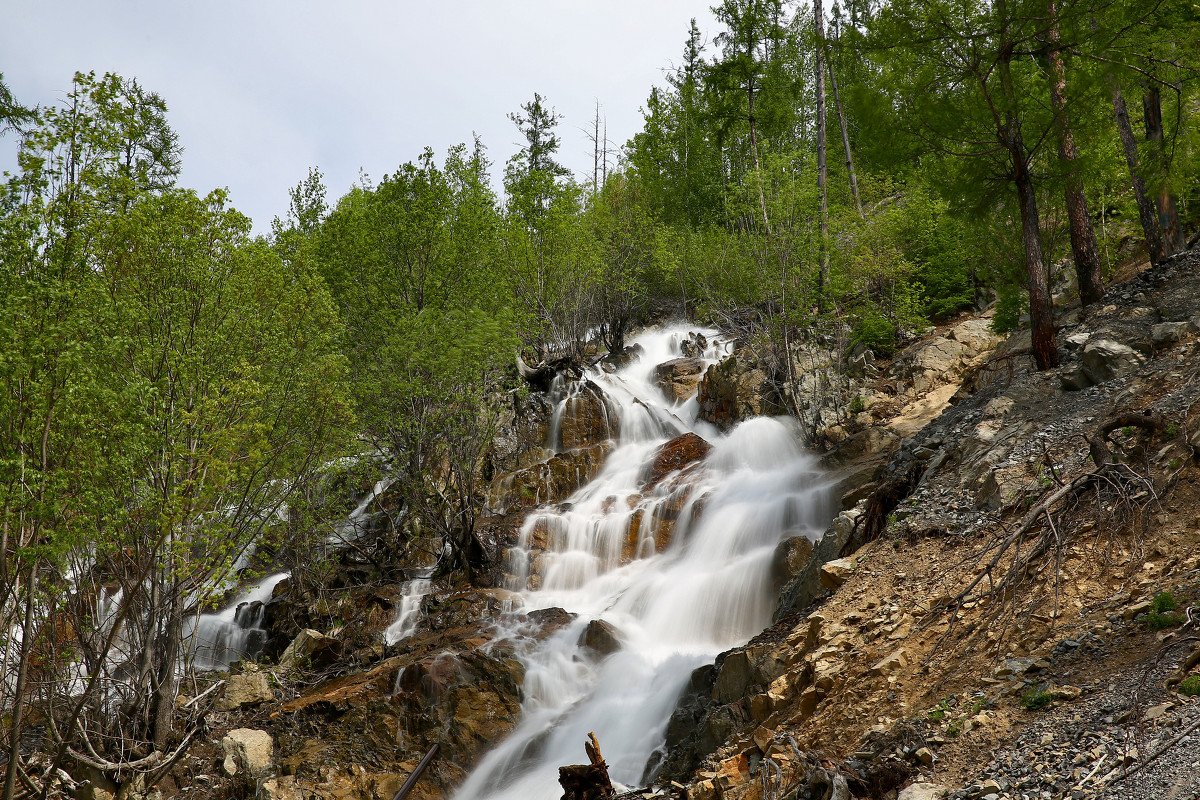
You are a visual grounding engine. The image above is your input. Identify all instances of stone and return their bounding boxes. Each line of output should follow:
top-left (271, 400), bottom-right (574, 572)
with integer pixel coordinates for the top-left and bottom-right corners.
top-left (898, 783), bottom-right (948, 800)
top-left (221, 728), bottom-right (275, 779)
top-left (819, 558), bottom-right (855, 589)
top-left (772, 536), bottom-right (815, 583)
top-left (1050, 684), bottom-right (1081, 701)
top-left (487, 441), bottom-right (613, 515)
top-left (75, 784), bottom-right (114, 800)
top-left (1081, 339), bottom-right (1146, 385)
top-left (279, 629), bottom-right (342, 671)
top-left (641, 432), bottom-right (711, 490)
top-left (560, 381), bottom-right (618, 448)
top-left (257, 776), bottom-right (299, 800)
top-left (870, 648), bottom-right (908, 677)
top-left (216, 672), bottom-right (274, 711)
top-left (1151, 320), bottom-right (1197, 345)
top-left (696, 356), bottom-right (777, 431)
top-left (578, 619), bottom-right (623, 657)
top-left (1060, 363), bottom-right (1092, 391)
top-left (713, 651), bottom-right (753, 705)
top-left (1144, 702), bottom-right (1173, 720)
top-left (654, 357), bottom-right (707, 403)
top-left (915, 747), bottom-right (935, 765)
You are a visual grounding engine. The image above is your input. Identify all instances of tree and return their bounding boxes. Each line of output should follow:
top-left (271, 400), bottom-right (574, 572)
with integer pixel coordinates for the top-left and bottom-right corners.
top-left (505, 93), bottom-right (570, 225)
top-left (871, 0), bottom-right (1060, 369)
top-left (1044, 0), bottom-right (1105, 305)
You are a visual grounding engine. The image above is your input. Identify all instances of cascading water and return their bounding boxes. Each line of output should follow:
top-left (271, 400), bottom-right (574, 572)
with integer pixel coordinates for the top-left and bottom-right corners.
top-left (188, 475), bottom-right (396, 670)
top-left (188, 572), bottom-right (289, 670)
top-left (454, 325), bottom-right (833, 800)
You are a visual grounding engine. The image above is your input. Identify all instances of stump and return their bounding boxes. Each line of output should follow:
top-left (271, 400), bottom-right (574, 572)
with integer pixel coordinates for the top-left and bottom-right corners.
top-left (558, 732), bottom-right (615, 800)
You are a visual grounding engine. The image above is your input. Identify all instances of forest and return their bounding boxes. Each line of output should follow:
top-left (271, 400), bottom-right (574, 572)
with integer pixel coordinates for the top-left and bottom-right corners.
top-left (0, 0), bottom-right (1197, 796)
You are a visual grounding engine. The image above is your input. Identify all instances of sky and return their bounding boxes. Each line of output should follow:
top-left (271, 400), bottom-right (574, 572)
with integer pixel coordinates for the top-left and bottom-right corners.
top-left (2, 1), bottom-right (717, 232)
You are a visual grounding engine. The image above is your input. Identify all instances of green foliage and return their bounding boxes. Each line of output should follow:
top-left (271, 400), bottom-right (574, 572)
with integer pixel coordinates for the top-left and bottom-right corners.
top-left (1179, 676), bottom-right (1200, 697)
top-left (1153, 592), bottom-right (1180, 613)
top-left (1021, 687), bottom-right (1054, 710)
top-left (851, 311), bottom-right (898, 356)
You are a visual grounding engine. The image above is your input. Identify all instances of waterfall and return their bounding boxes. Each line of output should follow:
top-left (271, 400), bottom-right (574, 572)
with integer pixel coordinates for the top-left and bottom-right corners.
top-left (454, 325), bottom-right (832, 799)
top-left (188, 572), bottom-right (289, 671)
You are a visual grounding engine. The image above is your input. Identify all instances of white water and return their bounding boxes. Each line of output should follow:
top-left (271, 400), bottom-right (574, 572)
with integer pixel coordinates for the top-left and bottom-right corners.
top-left (454, 325), bottom-right (832, 800)
top-left (188, 572), bottom-right (289, 670)
top-left (384, 571), bottom-right (434, 646)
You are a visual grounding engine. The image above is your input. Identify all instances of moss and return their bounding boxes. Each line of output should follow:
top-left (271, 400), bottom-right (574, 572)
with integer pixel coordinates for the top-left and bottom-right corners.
top-left (1179, 676), bottom-right (1200, 697)
top-left (1021, 687), bottom-right (1053, 710)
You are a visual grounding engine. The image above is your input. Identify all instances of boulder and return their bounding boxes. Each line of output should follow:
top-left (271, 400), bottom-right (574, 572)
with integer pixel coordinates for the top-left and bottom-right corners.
top-left (216, 672), bottom-right (274, 711)
top-left (772, 536), bottom-right (815, 583)
top-left (279, 629), bottom-right (342, 672)
top-left (696, 356), bottom-right (777, 431)
top-left (654, 357), bottom-right (707, 403)
top-left (560, 381), bottom-right (617, 449)
top-left (578, 619), bottom-right (623, 657)
top-left (221, 728), bottom-right (275, 778)
top-left (642, 432), bottom-right (711, 489)
top-left (870, 648), bottom-right (909, 677)
top-left (1081, 339), bottom-right (1146, 384)
top-left (1151, 319), bottom-right (1198, 345)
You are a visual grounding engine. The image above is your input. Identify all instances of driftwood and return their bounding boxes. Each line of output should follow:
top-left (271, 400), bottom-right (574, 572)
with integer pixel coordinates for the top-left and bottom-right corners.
top-left (558, 732), bottom-right (615, 800)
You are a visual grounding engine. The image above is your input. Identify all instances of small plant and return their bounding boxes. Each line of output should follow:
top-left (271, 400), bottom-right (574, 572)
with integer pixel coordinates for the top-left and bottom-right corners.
top-left (1145, 611), bottom-right (1181, 630)
top-left (848, 395), bottom-right (866, 415)
top-left (1152, 592), bottom-right (1179, 613)
top-left (1121, 425), bottom-right (1136, 437)
top-left (927, 709), bottom-right (946, 723)
top-left (1179, 676), bottom-right (1200, 697)
top-left (945, 719), bottom-right (962, 737)
top-left (970, 697), bottom-right (990, 715)
top-left (1163, 422), bottom-right (1180, 439)
top-left (1169, 458), bottom-right (1183, 471)
top-left (1021, 687), bottom-right (1053, 710)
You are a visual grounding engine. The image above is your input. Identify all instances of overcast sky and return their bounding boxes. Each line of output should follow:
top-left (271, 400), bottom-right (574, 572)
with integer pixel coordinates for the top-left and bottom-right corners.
top-left (3, 1), bottom-right (717, 232)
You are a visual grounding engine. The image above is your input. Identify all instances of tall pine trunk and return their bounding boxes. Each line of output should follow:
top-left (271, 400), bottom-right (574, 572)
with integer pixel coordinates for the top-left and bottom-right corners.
top-left (1111, 81), bottom-right (1166, 265)
top-left (1046, 5), bottom-right (1104, 305)
top-left (814, 0), bottom-right (830, 310)
top-left (1142, 84), bottom-right (1185, 254)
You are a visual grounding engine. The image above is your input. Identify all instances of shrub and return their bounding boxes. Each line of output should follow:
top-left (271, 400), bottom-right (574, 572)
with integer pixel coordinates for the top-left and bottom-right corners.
top-left (1152, 592), bottom-right (1179, 613)
top-left (1021, 687), bottom-right (1053, 710)
top-left (1179, 676), bottom-right (1200, 697)
top-left (1145, 612), bottom-right (1180, 631)
top-left (851, 311), bottom-right (898, 356)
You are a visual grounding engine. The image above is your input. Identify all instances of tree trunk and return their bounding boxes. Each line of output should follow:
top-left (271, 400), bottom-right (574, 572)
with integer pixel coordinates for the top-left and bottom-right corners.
top-left (1046, 6), bottom-right (1104, 305)
top-left (3, 571), bottom-right (37, 800)
top-left (151, 600), bottom-right (184, 750)
top-left (824, 20), bottom-right (862, 218)
top-left (746, 81), bottom-right (772, 236)
top-left (814, 0), bottom-right (830, 310)
top-left (1111, 82), bottom-right (1166, 265)
top-left (1012, 144), bottom-right (1059, 370)
top-left (1142, 84), bottom-right (1185, 254)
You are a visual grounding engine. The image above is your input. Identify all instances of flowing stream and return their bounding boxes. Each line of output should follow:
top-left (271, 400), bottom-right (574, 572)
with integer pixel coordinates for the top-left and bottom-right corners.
top-left (454, 325), bottom-right (833, 799)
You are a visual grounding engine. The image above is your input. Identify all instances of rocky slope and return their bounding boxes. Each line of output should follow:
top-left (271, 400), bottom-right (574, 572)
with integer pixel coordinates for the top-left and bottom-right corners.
top-left (158, 249), bottom-right (1200, 800)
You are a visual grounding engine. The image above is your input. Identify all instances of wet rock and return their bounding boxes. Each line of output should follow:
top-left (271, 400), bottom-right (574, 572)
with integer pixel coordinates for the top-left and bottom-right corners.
top-left (488, 391), bottom-right (554, 475)
top-left (641, 432), bottom-right (711, 490)
top-left (222, 729), bottom-right (275, 778)
top-left (773, 536), bottom-right (815, 583)
top-left (279, 629), bottom-right (342, 672)
top-left (216, 672), bottom-right (274, 711)
top-left (1081, 339), bottom-right (1146, 384)
top-left (578, 619), bottom-right (623, 657)
top-left (487, 441), bottom-right (613, 514)
top-left (655, 357), bottom-right (707, 403)
top-left (257, 776), bottom-right (299, 800)
top-left (696, 356), bottom-right (778, 431)
top-left (560, 380), bottom-right (618, 448)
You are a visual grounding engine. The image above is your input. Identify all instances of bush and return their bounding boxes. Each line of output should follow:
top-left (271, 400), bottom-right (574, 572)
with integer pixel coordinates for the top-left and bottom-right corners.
top-left (1145, 611), bottom-right (1181, 630)
top-left (1021, 687), bottom-right (1053, 710)
top-left (1152, 592), bottom-right (1179, 613)
top-left (851, 311), bottom-right (898, 356)
top-left (1179, 676), bottom-right (1200, 697)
